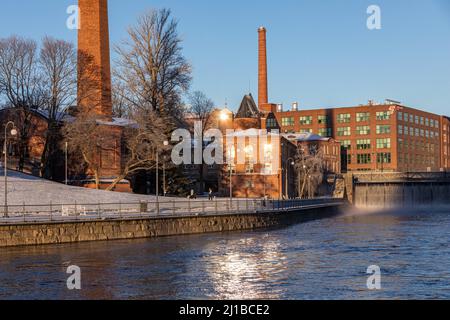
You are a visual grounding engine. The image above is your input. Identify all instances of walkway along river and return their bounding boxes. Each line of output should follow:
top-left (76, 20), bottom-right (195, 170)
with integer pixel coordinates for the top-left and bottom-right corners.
top-left (0, 199), bottom-right (345, 247)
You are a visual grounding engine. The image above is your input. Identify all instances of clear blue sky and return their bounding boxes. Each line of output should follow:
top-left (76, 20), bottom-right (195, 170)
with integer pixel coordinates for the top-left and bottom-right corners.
top-left (1, 0), bottom-right (450, 115)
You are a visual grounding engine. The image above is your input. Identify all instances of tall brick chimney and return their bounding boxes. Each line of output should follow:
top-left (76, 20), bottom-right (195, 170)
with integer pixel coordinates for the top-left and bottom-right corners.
top-left (258, 26), bottom-right (268, 108)
top-left (77, 0), bottom-right (113, 119)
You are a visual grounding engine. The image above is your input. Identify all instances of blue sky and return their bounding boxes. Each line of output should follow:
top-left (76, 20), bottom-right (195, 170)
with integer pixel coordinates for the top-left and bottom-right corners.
top-left (1, 0), bottom-right (450, 115)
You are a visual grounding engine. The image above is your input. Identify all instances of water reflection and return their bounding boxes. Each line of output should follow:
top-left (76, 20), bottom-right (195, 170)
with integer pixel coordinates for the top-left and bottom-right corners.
top-left (1, 207), bottom-right (450, 299)
top-left (202, 236), bottom-right (287, 299)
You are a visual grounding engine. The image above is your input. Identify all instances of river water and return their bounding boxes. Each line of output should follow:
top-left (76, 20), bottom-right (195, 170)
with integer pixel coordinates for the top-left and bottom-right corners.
top-left (1, 207), bottom-right (449, 300)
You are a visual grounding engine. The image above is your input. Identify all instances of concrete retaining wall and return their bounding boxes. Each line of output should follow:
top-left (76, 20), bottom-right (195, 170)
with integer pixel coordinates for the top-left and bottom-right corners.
top-left (0, 205), bottom-right (343, 248)
top-left (354, 182), bottom-right (450, 208)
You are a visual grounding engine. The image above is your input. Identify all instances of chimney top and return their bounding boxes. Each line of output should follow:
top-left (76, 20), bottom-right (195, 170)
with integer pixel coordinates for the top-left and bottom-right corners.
top-left (258, 26), bottom-right (266, 32)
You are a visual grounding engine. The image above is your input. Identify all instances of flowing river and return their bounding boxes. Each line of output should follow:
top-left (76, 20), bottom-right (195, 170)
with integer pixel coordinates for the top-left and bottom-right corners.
top-left (1, 206), bottom-right (449, 300)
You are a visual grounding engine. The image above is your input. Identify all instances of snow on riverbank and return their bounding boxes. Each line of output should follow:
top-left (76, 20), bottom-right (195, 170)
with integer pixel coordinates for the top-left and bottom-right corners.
top-left (0, 170), bottom-right (173, 206)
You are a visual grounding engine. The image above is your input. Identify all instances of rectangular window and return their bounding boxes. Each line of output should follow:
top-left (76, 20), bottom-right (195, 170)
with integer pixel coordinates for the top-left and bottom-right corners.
top-left (377, 138), bottom-right (391, 149)
top-left (415, 115), bottom-right (419, 124)
top-left (398, 125), bottom-right (403, 135)
top-left (425, 118), bottom-right (429, 127)
top-left (420, 117), bottom-right (424, 125)
top-left (299, 116), bottom-right (313, 125)
top-left (340, 140), bottom-right (352, 150)
top-left (377, 152), bottom-right (392, 164)
top-left (318, 115), bottom-right (329, 125)
top-left (318, 128), bottom-right (332, 137)
top-left (282, 117), bottom-right (295, 127)
top-left (337, 127), bottom-right (351, 136)
top-left (300, 128), bottom-right (313, 133)
top-left (356, 126), bottom-right (371, 135)
top-left (398, 112), bottom-right (403, 121)
top-left (404, 113), bottom-right (409, 122)
top-left (357, 154), bottom-right (371, 164)
top-left (409, 114), bottom-right (414, 123)
top-left (337, 114), bottom-right (351, 124)
top-left (415, 128), bottom-right (420, 137)
top-left (376, 125), bottom-right (391, 134)
top-left (357, 139), bottom-right (371, 150)
top-left (356, 112), bottom-right (370, 122)
top-left (376, 111), bottom-right (390, 121)
top-left (266, 118), bottom-right (278, 128)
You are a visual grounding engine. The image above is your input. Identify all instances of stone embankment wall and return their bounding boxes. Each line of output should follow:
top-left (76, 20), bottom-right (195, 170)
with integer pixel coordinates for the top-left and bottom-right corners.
top-left (0, 204), bottom-right (343, 248)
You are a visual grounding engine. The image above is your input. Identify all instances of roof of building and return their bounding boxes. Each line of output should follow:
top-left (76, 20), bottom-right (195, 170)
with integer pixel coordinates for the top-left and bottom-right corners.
top-left (282, 132), bottom-right (333, 142)
top-left (0, 106), bottom-right (136, 128)
top-left (235, 94), bottom-right (261, 119)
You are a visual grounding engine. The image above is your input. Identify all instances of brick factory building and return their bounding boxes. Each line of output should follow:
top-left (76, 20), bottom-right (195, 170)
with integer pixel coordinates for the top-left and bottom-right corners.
top-left (273, 101), bottom-right (448, 173)
top-left (251, 27), bottom-right (450, 174)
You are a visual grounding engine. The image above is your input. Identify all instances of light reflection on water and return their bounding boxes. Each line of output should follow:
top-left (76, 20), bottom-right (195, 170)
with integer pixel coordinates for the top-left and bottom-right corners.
top-left (1, 207), bottom-right (450, 300)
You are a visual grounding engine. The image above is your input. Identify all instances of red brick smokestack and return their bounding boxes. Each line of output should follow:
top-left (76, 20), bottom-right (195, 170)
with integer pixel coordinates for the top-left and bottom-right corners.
top-left (258, 26), bottom-right (268, 108)
top-left (77, 0), bottom-right (113, 119)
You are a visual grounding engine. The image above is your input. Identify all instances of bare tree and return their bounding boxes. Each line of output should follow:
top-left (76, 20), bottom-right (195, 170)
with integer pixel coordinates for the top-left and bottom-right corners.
top-left (0, 36), bottom-right (44, 171)
top-left (111, 79), bottom-right (132, 118)
top-left (114, 8), bottom-right (192, 120)
top-left (188, 90), bottom-right (214, 193)
top-left (294, 144), bottom-right (325, 199)
top-left (39, 36), bottom-right (77, 179)
top-left (105, 110), bottom-right (168, 191)
top-left (63, 114), bottom-right (111, 189)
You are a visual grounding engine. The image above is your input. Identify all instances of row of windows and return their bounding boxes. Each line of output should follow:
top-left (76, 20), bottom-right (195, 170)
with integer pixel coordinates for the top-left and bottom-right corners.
top-left (280, 112), bottom-right (441, 129)
top-left (354, 153), bottom-right (392, 164)
top-left (398, 154), bottom-right (436, 166)
top-left (398, 125), bottom-right (439, 139)
top-left (398, 138), bottom-right (436, 153)
top-left (398, 112), bottom-right (439, 129)
top-left (341, 138), bottom-right (391, 150)
top-left (281, 111), bottom-right (393, 127)
top-left (354, 125), bottom-right (391, 135)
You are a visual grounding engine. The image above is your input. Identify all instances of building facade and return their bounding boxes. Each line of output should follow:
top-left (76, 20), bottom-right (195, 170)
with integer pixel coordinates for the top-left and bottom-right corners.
top-left (274, 102), bottom-right (447, 173)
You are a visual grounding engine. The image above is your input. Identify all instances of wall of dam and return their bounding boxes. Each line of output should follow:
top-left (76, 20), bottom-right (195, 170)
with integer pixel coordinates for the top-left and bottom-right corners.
top-left (353, 181), bottom-right (450, 208)
top-left (0, 203), bottom-right (344, 248)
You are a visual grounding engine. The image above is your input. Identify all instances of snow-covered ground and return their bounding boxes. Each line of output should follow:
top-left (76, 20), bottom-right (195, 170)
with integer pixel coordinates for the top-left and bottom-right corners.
top-left (0, 170), bottom-right (172, 206)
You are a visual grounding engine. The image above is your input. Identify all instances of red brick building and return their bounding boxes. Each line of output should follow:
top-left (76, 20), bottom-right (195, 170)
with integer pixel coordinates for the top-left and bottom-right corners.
top-left (441, 116), bottom-right (450, 170)
top-left (274, 102), bottom-right (446, 173)
top-left (218, 94), bottom-right (298, 199)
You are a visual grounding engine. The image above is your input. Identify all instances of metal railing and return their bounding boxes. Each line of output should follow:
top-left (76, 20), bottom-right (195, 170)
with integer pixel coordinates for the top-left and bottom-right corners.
top-left (0, 198), bottom-right (344, 224)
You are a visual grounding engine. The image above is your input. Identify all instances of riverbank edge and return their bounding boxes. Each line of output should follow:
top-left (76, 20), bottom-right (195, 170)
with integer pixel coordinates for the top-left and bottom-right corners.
top-left (0, 203), bottom-right (346, 248)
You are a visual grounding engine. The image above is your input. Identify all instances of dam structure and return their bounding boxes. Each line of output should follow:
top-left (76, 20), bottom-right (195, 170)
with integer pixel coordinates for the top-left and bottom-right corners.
top-left (346, 172), bottom-right (450, 208)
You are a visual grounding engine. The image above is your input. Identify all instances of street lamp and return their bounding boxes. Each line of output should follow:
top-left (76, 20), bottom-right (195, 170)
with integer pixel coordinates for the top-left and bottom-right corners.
top-left (65, 141), bottom-right (68, 185)
top-left (163, 140), bottom-right (169, 197)
top-left (227, 147), bottom-right (235, 201)
top-left (284, 158), bottom-right (295, 199)
top-left (4, 121), bottom-right (17, 218)
top-left (156, 140), bottom-right (170, 213)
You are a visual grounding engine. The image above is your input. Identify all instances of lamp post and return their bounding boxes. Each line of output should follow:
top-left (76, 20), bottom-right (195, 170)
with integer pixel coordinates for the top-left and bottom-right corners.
top-left (285, 158), bottom-right (295, 199)
top-left (228, 148), bottom-right (234, 201)
top-left (65, 141), bottom-right (68, 185)
top-left (4, 121), bottom-right (17, 218)
top-left (156, 140), bottom-right (170, 213)
top-left (163, 140), bottom-right (169, 197)
top-left (220, 110), bottom-right (233, 201)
